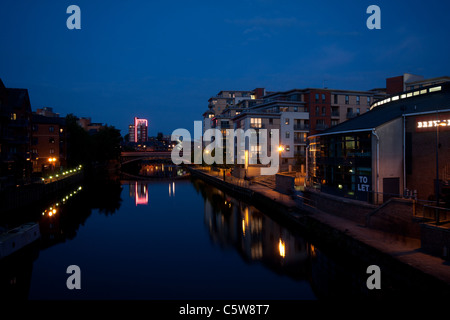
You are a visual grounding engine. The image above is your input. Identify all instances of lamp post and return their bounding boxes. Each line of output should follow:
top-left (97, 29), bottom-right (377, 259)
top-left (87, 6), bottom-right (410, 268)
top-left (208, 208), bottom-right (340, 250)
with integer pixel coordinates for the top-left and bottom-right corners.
top-left (435, 119), bottom-right (446, 208)
top-left (278, 145), bottom-right (284, 173)
top-left (48, 157), bottom-right (57, 173)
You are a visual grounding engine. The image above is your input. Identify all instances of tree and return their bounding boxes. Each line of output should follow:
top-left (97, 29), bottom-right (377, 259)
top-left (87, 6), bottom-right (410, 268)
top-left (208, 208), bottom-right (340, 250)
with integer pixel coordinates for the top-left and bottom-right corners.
top-left (66, 114), bottom-right (90, 167)
top-left (65, 114), bottom-right (122, 167)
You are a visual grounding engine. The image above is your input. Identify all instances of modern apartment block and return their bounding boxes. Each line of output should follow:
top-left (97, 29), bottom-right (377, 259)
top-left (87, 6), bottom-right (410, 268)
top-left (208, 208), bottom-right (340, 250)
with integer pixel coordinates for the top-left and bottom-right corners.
top-left (128, 117), bottom-right (148, 143)
top-left (203, 88), bottom-right (266, 139)
top-left (231, 88), bottom-right (386, 172)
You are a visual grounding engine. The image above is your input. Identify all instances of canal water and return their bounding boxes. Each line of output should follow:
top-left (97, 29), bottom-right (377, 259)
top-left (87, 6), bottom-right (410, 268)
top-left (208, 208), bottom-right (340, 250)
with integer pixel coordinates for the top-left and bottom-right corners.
top-left (0, 168), bottom-right (435, 300)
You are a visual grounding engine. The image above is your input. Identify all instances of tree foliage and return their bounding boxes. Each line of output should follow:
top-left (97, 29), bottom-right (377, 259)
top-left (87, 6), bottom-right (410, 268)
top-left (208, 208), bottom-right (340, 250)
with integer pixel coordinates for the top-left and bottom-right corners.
top-left (65, 114), bottom-right (122, 167)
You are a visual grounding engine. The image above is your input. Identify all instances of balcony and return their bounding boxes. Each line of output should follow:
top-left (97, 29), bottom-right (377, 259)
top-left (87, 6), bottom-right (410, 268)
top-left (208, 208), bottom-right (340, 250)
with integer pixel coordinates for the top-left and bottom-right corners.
top-left (294, 138), bottom-right (306, 144)
top-left (293, 124), bottom-right (309, 130)
top-left (315, 124), bottom-right (329, 131)
top-left (331, 111), bottom-right (340, 118)
top-left (250, 123), bottom-right (264, 129)
top-left (8, 119), bottom-right (30, 127)
top-left (346, 112), bottom-right (356, 119)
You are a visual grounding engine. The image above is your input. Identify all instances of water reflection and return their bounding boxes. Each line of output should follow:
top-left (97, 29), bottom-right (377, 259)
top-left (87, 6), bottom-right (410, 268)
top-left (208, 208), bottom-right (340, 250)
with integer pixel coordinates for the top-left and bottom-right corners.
top-left (193, 178), bottom-right (310, 281)
top-left (129, 182), bottom-right (149, 205)
top-left (1, 171), bottom-right (442, 300)
top-left (191, 177), bottom-right (433, 299)
top-left (0, 175), bottom-right (124, 299)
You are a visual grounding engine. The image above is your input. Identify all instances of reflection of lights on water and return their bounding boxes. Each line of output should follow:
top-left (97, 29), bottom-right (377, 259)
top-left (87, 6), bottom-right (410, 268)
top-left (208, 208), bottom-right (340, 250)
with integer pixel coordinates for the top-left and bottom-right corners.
top-left (242, 207), bottom-right (249, 236)
top-left (309, 244), bottom-right (317, 258)
top-left (41, 185), bottom-right (83, 217)
top-left (279, 239), bottom-right (286, 258)
top-left (169, 182), bottom-right (175, 197)
top-left (135, 182), bottom-right (148, 205)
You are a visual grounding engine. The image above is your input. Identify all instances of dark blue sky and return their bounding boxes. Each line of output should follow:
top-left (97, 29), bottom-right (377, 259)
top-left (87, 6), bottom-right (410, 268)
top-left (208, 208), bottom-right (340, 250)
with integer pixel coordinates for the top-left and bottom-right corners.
top-left (1, 0), bottom-right (449, 136)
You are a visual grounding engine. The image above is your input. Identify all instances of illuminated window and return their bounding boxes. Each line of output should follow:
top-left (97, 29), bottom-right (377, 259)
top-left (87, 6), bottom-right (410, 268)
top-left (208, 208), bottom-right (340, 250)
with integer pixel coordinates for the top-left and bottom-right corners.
top-left (420, 89), bottom-right (427, 94)
top-left (429, 86), bottom-right (442, 92)
top-left (250, 118), bottom-right (262, 128)
top-left (392, 96), bottom-right (399, 101)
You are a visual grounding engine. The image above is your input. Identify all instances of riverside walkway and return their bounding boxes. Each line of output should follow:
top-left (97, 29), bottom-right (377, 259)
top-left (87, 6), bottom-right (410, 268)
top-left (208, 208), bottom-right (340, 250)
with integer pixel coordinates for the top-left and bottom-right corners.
top-left (188, 166), bottom-right (450, 292)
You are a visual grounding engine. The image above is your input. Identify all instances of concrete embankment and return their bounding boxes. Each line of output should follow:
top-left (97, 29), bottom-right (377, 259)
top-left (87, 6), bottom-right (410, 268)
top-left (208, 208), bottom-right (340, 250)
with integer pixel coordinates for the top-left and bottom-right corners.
top-left (0, 172), bottom-right (84, 215)
top-left (188, 166), bottom-right (450, 295)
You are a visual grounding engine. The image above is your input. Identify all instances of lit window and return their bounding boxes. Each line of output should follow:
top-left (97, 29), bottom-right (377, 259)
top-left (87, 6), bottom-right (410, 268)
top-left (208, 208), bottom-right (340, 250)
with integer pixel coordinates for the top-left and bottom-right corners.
top-left (420, 89), bottom-right (427, 94)
top-left (392, 96), bottom-right (399, 101)
top-left (429, 86), bottom-right (442, 93)
top-left (250, 118), bottom-right (262, 128)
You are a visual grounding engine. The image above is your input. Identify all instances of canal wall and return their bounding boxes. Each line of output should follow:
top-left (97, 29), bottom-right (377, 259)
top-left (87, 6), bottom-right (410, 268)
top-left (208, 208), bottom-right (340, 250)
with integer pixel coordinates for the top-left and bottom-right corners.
top-left (0, 172), bottom-right (84, 215)
top-left (188, 167), bottom-right (450, 292)
top-left (304, 188), bottom-right (376, 225)
top-left (366, 198), bottom-right (422, 238)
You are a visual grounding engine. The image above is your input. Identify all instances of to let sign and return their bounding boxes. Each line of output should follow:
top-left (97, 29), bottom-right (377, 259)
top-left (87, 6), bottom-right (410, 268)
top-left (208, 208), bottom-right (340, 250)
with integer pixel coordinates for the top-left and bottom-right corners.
top-left (357, 175), bottom-right (370, 192)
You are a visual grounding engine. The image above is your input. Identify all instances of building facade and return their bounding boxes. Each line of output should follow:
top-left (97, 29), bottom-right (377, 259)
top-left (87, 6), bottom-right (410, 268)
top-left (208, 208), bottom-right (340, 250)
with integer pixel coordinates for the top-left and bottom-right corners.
top-left (129, 117), bottom-right (148, 143)
top-left (0, 79), bottom-right (33, 186)
top-left (31, 111), bottom-right (67, 173)
top-left (308, 81), bottom-right (450, 205)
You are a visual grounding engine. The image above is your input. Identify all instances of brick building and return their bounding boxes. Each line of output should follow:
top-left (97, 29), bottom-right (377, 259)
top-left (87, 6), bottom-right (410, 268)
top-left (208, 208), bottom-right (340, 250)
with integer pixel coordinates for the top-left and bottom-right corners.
top-left (31, 110), bottom-right (67, 174)
top-left (0, 79), bottom-right (33, 187)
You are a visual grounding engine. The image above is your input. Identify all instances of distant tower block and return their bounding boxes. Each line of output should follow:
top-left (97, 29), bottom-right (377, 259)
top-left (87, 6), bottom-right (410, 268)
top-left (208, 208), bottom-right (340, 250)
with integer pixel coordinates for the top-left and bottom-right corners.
top-left (129, 117), bottom-right (148, 143)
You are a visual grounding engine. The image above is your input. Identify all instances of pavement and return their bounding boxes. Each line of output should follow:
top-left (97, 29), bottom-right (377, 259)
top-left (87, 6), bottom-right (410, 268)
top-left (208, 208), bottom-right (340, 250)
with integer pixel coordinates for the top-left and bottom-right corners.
top-left (192, 168), bottom-right (450, 287)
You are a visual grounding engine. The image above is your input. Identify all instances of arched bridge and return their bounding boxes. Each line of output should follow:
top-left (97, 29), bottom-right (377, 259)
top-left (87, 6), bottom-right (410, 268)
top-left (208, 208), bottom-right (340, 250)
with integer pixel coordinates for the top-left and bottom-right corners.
top-left (120, 151), bottom-right (174, 165)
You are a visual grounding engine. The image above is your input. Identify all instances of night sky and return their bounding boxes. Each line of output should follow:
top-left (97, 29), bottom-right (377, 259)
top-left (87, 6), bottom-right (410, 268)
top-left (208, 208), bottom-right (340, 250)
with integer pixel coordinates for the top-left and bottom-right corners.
top-left (1, 0), bottom-right (449, 136)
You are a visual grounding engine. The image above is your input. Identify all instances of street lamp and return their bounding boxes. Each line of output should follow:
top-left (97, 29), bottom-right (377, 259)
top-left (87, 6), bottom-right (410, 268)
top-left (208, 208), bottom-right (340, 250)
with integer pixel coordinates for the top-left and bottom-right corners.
top-left (435, 119), bottom-right (446, 208)
top-left (48, 157), bottom-right (57, 173)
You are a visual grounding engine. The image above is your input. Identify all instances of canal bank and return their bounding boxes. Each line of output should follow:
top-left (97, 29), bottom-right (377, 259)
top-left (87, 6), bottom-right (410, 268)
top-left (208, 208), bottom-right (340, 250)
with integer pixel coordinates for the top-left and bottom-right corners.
top-left (187, 166), bottom-right (450, 296)
top-left (0, 170), bottom-right (84, 216)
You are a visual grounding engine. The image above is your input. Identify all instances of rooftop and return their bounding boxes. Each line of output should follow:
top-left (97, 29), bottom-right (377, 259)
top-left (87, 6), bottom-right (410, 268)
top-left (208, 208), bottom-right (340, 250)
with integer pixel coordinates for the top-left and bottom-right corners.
top-left (311, 81), bottom-right (450, 137)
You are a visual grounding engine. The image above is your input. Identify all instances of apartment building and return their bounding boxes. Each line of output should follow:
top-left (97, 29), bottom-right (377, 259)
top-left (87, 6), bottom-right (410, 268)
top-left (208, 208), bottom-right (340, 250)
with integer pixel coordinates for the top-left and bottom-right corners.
top-left (31, 110), bottom-right (67, 173)
top-left (0, 79), bottom-right (33, 186)
top-left (203, 88), bottom-right (266, 134)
